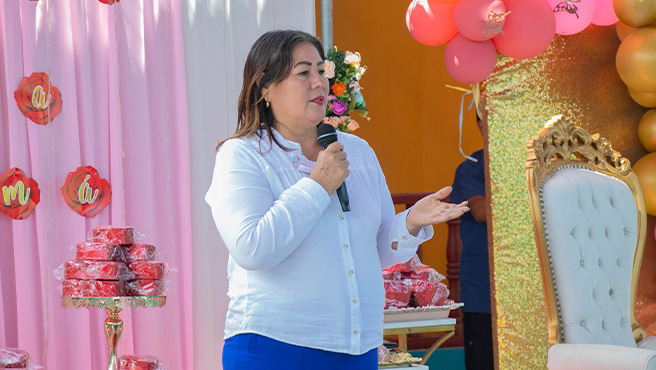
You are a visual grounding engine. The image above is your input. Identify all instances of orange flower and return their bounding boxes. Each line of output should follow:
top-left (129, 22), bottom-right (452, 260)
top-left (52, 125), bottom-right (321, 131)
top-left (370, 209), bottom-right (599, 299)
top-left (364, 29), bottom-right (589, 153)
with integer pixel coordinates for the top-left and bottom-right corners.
top-left (332, 82), bottom-right (347, 96)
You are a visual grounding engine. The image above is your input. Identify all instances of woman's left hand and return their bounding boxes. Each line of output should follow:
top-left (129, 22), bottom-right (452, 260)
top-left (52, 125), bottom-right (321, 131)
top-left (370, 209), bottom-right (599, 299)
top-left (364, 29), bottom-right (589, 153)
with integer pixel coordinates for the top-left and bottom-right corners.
top-left (406, 186), bottom-right (470, 236)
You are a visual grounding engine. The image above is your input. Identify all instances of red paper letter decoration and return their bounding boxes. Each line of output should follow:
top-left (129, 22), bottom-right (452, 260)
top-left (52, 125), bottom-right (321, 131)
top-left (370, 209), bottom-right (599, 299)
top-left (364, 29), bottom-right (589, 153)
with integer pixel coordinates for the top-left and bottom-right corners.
top-left (61, 166), bottom-right (112, 217)
top-left (0, 168), bottom-right (41, 220)
top-left (14, 72), bottom-right (63, 126)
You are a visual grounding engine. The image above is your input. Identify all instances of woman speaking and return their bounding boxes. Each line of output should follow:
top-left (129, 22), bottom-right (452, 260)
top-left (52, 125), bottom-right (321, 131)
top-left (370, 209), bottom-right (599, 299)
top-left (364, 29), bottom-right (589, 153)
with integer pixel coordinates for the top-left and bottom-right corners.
top-left (205, 29), bottom-right (469, 370)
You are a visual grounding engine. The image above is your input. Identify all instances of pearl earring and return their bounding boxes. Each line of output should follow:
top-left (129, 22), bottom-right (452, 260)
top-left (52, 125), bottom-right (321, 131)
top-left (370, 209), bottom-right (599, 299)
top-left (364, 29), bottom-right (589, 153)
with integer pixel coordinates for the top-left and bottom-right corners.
top-left (266, 101), bottom-right (270, 108)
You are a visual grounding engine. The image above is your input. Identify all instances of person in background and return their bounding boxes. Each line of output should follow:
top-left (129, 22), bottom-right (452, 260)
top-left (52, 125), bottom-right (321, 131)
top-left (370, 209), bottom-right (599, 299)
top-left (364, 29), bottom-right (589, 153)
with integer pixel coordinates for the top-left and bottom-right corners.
top-left (451, 113), bottom-right (494, 370)
top-left (205, 29), bottom-right (469, 370)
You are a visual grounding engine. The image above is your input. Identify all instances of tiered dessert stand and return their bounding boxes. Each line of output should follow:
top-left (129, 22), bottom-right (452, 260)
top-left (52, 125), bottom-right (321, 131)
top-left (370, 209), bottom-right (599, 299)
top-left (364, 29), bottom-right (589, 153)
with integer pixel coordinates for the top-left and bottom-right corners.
top-left (61, 296), bottom-right (166, 370)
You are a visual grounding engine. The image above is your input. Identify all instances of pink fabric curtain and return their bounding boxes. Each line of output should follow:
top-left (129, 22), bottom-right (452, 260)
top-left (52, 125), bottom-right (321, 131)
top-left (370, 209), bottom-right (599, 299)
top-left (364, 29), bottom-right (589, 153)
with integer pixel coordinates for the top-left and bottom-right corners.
top-left (0, 1), bottom-right (192, 369)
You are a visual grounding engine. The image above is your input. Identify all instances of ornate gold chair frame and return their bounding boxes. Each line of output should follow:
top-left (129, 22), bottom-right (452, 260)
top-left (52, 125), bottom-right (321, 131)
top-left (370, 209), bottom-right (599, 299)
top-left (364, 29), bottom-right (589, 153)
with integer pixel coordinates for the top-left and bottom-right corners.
top-left (526, 116), bottom-right (656, 369)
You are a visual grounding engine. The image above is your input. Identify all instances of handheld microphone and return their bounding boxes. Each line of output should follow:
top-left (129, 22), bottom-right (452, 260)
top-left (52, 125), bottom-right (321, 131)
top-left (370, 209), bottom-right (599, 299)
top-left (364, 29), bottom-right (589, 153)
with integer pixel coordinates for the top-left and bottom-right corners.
top-left (316, 124), bottom-right (351, 212)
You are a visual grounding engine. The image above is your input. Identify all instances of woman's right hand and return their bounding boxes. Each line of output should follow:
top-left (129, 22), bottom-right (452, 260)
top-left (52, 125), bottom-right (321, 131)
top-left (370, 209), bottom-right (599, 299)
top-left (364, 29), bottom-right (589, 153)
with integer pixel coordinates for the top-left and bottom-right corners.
top-left (310, 142), bottom-right (349, 195)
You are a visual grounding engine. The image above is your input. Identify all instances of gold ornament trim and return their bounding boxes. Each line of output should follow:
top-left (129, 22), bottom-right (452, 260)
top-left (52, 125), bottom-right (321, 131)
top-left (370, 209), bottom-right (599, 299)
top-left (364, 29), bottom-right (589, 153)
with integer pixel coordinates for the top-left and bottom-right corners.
top-left (61, 296), bottom-right (167, 310)
top-left (526, 116), bottom-right (648, 346)
top-left (526, 115), bottom-right (631, 179)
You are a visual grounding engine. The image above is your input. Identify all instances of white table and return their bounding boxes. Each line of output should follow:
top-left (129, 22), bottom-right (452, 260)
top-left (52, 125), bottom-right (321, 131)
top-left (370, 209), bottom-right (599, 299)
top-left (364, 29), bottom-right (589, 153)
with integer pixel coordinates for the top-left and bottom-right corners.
top-left (383, 317), bottom-right (456, 365)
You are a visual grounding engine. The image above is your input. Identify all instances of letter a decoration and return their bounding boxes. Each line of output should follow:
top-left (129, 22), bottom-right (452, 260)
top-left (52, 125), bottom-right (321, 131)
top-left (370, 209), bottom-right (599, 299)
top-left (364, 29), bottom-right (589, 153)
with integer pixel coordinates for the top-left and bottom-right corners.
top-left (61, 166), bottom-right (111, 217)
top-left (0, 168), bottom-right (41, 220)
top-left (14, 72), bottom-right (63, 126)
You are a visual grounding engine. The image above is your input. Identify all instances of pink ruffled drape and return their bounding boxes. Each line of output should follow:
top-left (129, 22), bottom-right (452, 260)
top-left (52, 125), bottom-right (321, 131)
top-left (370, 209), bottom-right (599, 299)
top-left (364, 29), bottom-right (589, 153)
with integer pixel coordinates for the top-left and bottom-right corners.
top-left (0, 1), bottom-right (192, 369)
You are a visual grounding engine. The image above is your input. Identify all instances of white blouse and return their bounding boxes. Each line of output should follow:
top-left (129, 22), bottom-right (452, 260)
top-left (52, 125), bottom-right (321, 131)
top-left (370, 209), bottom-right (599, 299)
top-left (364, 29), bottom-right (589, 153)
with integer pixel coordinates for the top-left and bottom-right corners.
top-left (205, 127), bottom-right (433, 355)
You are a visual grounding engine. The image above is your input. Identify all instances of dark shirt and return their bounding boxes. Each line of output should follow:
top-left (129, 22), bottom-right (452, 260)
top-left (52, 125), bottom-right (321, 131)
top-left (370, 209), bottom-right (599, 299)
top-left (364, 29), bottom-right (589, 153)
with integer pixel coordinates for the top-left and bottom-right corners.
top-left (451, 149), bottom-right (490, 314)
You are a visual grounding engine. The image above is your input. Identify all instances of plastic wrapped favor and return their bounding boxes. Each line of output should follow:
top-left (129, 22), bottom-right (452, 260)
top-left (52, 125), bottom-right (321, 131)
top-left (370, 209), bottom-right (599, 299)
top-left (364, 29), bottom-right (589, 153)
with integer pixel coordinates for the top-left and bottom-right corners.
top-left (61, 260), bottom-right (133, 281)
top-left (118, 355), bottom-right (164, 370)
top-left (385, 254), bottom-right (422, 273)
top-left (62, 279), bottom-right (127, 297)
top-left (122, 244), bottom-right (158, 261)
top-left (128, 261), bottom-right (169, 280)
top-left (75, 242), bottom-right (125, 261)
top-left (0, 348), bottom-right (29, 368)
top-left (92, 226), bottom-right (135, 245)
top-left (384, 279), bottom-right (412, 309)
top-left (127, 280), bottom-right (168, 297)
top-left (408, 266), bottom-right (445, 282)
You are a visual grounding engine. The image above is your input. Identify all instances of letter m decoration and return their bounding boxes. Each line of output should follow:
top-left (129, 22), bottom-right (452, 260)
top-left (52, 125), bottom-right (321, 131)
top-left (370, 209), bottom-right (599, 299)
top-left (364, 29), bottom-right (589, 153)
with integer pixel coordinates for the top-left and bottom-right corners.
top-left (0, 168), bottom-right (40, 220)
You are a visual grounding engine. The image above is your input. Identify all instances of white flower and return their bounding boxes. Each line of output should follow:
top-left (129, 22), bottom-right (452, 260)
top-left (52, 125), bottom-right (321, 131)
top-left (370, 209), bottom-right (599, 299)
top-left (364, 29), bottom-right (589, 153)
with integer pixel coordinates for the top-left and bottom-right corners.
top-left (344, 51), bottom-right (361, 67)
top-left (355, 65), bottom-right (367, 80)
top-left (324, 60), bottom-right (335, 79)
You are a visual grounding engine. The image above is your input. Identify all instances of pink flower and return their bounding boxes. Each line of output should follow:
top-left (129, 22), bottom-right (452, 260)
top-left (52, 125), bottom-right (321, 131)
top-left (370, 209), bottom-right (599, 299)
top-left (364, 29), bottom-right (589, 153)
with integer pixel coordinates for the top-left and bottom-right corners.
top-left (331, 100), bottom-right (348, 115)
top-left (347, 118), bottom-right (360, 132)
top-left (329, 116), bottom-right (341, 128)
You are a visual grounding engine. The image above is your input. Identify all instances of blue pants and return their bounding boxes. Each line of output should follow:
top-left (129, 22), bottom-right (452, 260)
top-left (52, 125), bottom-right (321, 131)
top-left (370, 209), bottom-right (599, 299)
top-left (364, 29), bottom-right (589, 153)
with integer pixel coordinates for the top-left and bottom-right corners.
top-left (222, 333), bottom-right (378, 370)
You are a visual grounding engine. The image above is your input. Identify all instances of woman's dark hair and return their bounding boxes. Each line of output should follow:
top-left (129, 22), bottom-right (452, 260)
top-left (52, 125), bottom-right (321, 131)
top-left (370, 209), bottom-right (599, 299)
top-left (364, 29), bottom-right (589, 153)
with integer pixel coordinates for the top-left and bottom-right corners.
top-left (216, 30), bottom-right (325, 151)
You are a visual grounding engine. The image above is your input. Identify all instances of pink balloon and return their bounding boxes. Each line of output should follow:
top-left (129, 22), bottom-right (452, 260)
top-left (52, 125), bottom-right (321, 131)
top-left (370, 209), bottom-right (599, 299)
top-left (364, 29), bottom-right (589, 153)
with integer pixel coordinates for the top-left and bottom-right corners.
top-left (454, 0), bottom-right (507, 41)
top-left (492, 0), bottom-right (556, 59)
top-left (592, 0), bottom-right (619, 26)
top-left (406, 0), bottom-right (459, 46)
top-left (545, 0), bottom-right (595, 35)
top-left (444, 33), bottom-right (498, 84)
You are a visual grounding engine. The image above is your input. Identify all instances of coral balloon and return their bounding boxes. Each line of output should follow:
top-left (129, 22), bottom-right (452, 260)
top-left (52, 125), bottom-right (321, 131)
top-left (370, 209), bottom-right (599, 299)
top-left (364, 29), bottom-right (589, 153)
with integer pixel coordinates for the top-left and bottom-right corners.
top-left (616, 26), bottom-right (656, 93)
top-left (613, 0), bottom-right (656, 27)
top-left (546, 0), bottom-right (596, 35)
top-left (616, 21), bottom-right (637, 41)
top-left (492, 0), bottom-right (556, 59)
top-left (406, 0), bottom-right (459, 46)
top-left (444, 33), bottom-right (498, 84)
top-left (592, 0), bottom-right (619, 26)
top-left (454, 0), bottom-right (507, 41)
top-left (634, 152), bottom-right (656, 216)
top-left (629, 87), bottom-right (656, 108)
top-left (639, 110), bottom-right (656, 152)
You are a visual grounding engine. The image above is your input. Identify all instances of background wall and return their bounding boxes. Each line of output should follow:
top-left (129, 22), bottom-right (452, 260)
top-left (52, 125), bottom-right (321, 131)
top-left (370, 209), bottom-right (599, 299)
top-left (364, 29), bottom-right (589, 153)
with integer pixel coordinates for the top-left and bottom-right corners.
top-left (315, 0), bottom-right (482, 275)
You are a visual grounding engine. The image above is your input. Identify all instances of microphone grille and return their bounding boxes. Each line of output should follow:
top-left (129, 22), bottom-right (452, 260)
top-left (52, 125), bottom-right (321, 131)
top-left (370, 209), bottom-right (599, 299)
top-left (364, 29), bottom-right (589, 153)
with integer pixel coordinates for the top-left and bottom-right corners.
top-left (317, 123), bottom-right (338, 149)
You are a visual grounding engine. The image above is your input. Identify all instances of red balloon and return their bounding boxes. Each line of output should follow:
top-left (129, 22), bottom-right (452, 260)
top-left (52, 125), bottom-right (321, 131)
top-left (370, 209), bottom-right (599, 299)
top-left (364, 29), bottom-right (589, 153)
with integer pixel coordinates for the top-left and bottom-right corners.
top-left (444, 33), bottom-right (498, 84)
top-left (491, 0), bottom-right (556, 59)
top-left (406, 0), bottom-right (459, 46)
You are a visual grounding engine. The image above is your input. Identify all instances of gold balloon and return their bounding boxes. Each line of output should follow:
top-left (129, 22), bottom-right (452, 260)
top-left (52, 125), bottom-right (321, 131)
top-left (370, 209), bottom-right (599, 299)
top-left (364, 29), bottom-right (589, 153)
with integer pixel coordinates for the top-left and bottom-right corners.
top-left (614, 0), bottom-right (656, 27)
top-left (629, 87), bottom-right (656, 108)
top-left (616, 21), bottom-right (637, 41)
top-left (616, 26), bottom-right (656, 93)
top-left (634, 152), bottom-right (656, 215)
top-left (639, 110), bottom-right (656, 152)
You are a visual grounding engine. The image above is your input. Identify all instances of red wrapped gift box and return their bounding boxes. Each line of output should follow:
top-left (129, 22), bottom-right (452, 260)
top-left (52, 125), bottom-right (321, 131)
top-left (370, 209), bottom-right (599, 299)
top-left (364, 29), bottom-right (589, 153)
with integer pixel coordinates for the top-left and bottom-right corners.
top-left (128, 261), bottom-right (168, 280)
top-left (0, 348), bottom-right (29, 368)
top-left (128, 279), bottom-right (166, 297)
top-left (64, 260), bottom-right (132, 280)
top-left (431, 282), bottom-right (449, 306)
top-left (76, 242), bottom-right (124, 261)
top-left (119, 355), bottom-right (161, 370)
top-left (385, 254), bottom-right (422, 273)
top-left (62, 279), bottom-right (126, 297)
top-left (123, 244), bottom-right (157, 261)
top-left (408, 266), bottom-right (445, 282)
top-left (384, 279), bottom-right (412, 309)
top-left (92, 226), bottom-right (134, 245)
top-left (410, 280), bottom-right (439, 307)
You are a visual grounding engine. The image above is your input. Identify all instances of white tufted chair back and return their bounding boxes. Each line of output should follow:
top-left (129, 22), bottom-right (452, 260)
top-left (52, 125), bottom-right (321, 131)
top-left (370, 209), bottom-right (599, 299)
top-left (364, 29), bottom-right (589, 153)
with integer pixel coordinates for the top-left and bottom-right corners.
top-left (526, 116), bottom-right (650, 355)
top-left (541, 166), bottom-right (638, 346)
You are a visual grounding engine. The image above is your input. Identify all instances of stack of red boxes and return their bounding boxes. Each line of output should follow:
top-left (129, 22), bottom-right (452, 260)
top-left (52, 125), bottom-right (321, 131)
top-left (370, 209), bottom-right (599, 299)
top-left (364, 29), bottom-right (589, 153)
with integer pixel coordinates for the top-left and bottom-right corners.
top-left (119, 355), bottom-right (164, 370)
top-left (124, 242), bottom-right (168, 297)
top-left (59, 226), bottom-right (169, 298)
top-left (382, 254), bottom-right (450, 309)
top-left (0, 348), bottom-right (41, 369)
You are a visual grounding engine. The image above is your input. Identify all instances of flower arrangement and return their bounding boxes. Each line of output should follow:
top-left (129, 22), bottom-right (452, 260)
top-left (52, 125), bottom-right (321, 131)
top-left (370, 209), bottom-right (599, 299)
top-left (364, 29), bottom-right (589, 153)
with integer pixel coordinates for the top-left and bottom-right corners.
top-left (323, 48), bottom-right (369, 132)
